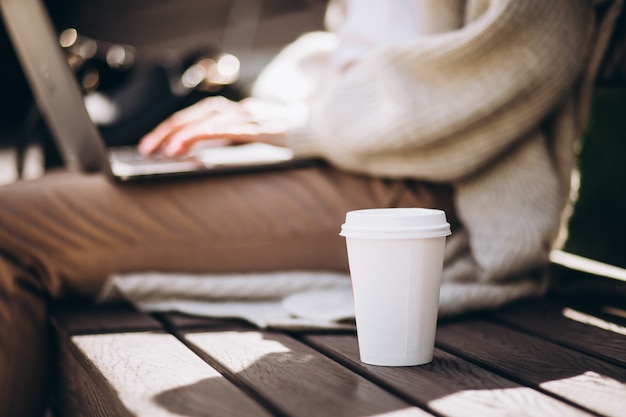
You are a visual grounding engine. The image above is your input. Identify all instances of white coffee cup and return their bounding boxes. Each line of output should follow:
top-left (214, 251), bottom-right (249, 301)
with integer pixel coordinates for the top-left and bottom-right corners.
top-left (340, 208), bottom-right (451, 366)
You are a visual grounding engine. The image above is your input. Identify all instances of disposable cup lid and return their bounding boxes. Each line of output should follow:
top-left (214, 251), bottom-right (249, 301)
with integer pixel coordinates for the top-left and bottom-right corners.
top-left (339, 208), bottom-right (451, 239)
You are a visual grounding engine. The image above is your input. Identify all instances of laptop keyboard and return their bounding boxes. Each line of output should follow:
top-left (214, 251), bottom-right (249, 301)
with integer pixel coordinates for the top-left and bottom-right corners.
top-left (109, 146), bottom-right (198, 165)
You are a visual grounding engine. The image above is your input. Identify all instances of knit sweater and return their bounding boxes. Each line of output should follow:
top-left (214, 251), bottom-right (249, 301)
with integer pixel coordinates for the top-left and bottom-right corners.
top-left (251, 0), bottom-right (621, 313)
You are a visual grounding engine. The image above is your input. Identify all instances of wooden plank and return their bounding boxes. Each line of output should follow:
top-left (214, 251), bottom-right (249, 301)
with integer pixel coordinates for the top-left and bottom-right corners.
top-left (51, 301), bottom-right (162, 334)
top-left (158, 312), bottom-right (255, 331)
top-left (179, 328), bottom-right (435, 417)
top-left (303, 334), bottom-right (593, 417)
top-left (549, 254), bottom-right (626, 299)
top-left (51, 302), bottom-right (170, 416)
top-left (54, 327), bottom-right (135, 417)
top-left (51, 306), bottom-right (272, 417)
top-left (436, 318), bottom-right (626, 417)
top-left (492, 298), bottom-right (626, 367)
top-left (57, 329), bottom-right (273, 417)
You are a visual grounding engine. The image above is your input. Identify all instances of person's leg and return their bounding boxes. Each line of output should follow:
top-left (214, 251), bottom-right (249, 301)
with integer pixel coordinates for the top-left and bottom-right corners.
top-left (0, 165), bottom-right (454, 416)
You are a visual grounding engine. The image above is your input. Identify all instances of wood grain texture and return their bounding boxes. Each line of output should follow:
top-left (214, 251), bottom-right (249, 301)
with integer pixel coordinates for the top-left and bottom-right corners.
top-left (159, 312), bottom-right (255, 331)
top-left (304, 334), bottom-right (593, 417)
top-left (181, 329), bottom-right (435, 417)
top-left (436, 319), bottom-right (626, 417)
top-left (55, 328), bottom-right (134, 417)
top-left (492, 298), bottom-right (626, 366)
top-left (51, 301), bottom-right (162, 334)
top-left (49, 295), bottom-right (626, 417)
top-left (69, 331), bottom-right (272, 417)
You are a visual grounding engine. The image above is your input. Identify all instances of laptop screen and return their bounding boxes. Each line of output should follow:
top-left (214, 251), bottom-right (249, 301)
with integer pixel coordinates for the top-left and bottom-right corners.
top-left (2, 0), bottom-right (314, 182)
top-left (0, 0), bottom-right (110, 173)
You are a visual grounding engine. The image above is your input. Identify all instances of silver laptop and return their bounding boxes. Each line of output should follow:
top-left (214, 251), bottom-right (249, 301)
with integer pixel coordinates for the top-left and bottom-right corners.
top-left (1, 0), bottom-right (313, 182)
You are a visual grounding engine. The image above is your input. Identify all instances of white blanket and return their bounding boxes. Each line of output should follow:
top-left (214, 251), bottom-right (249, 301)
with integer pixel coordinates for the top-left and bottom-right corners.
top-left (99, 271), bottom-right (543, 329)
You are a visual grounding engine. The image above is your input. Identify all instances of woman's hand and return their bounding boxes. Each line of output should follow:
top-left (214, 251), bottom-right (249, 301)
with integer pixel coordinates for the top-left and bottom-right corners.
top-left (138, 96), bottom-right (289, 156)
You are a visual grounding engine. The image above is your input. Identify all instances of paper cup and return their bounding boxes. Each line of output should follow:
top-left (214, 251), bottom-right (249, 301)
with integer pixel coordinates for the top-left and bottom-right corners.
top-left (340, 208), bottom-right (451, 366)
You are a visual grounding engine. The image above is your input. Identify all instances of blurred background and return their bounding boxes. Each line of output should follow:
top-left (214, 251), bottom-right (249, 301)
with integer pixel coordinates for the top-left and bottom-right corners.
top-left (0, 0), bottom-right (328, 165)
top-left (0, 0), bottom-right (625, 269)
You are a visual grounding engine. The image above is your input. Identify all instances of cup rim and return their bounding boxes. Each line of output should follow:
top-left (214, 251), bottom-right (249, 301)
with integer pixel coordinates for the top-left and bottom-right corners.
top-left (339, 208), bottom-right (451, 239)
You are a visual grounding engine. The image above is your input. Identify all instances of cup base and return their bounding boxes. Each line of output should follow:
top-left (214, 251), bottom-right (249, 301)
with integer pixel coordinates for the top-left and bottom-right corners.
top-left (359, 353), bottom-right (433, 367)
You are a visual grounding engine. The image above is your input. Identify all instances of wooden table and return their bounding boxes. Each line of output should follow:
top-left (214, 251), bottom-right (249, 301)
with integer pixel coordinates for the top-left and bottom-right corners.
top-left (51, 272), bottom-right (626, 417)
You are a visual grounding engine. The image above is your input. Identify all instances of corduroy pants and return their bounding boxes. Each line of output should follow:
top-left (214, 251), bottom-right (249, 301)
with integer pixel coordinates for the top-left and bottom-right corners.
top-left (0, 164), bottom-right (456, 416)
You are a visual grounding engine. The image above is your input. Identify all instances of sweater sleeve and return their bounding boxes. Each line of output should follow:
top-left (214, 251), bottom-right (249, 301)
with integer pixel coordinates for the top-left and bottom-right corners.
top-left (286, 0), bottom-right (592, 182)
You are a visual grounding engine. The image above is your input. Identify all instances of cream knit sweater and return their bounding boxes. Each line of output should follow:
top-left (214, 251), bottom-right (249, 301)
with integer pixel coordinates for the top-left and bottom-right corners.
top-left (250, 0), bottom-right (622, 313)
top-left (107, 1), bottom-right (621, 321)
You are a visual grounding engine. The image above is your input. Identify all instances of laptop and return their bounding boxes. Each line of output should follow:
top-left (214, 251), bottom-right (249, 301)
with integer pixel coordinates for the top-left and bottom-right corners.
top-left (0, 0), bottom-right (314, 182)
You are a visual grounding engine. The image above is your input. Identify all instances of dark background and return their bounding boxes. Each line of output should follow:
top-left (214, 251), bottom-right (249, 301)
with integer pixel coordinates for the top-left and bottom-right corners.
top-left (0, 0), bottom-right (328, 139)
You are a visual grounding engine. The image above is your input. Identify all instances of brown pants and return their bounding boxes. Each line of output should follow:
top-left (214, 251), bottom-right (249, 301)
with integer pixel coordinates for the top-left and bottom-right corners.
top-left (0, 164), bottom-right (455, 416)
